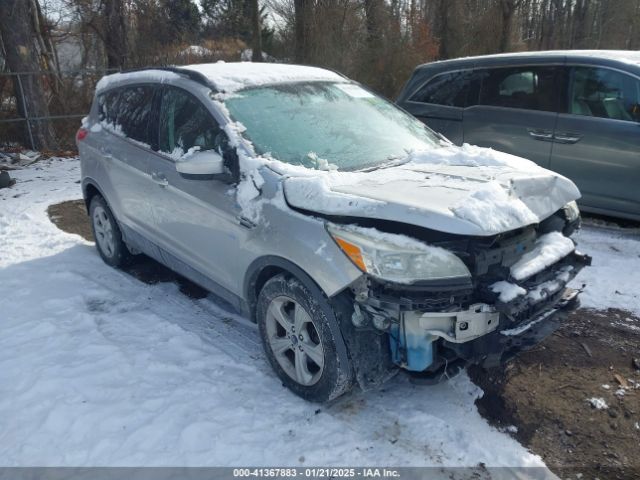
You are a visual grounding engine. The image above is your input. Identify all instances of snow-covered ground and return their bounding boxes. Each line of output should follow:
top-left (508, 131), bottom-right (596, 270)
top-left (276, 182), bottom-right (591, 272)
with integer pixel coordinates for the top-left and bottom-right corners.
top-left (0, 158), bottom-right (637, 467)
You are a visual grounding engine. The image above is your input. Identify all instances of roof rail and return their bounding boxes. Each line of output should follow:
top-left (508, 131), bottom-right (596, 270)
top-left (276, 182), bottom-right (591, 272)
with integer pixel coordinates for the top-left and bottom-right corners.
top-left (119, 66), bottom-right (217, 92)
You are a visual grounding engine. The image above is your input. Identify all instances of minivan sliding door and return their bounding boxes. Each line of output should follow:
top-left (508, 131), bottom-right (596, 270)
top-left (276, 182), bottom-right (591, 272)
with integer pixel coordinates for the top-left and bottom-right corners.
top-left (463, 65), bottom-right (562, 168)
top-left (550, 65), bottom-right (640, 218)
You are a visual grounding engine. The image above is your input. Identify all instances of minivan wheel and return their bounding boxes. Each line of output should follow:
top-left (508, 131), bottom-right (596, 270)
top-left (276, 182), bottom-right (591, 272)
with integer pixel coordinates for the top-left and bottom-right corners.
top-left (89, 195), bottom-right (130, 267)
top-left (256, 274), bottom-right (353, 402)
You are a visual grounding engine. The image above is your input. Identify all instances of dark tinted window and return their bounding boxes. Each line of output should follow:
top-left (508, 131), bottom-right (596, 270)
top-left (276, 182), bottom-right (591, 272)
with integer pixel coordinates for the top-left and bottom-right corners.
top-left (97, 85), bottom-right (155, 145)
top-left (159, 87), bottom-right (222, 156)
top-left (568, 66), bottom-right (640, 121)
top-left (98, 90), bottom-right (120, 125)
top-left (478, 66), bottom-right (559, 112)
top-left (409, 70), bottom-right (474, 107)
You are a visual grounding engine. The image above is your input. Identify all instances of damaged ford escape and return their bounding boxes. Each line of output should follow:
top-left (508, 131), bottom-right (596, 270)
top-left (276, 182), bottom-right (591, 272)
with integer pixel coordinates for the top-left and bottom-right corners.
top-left (78, 63), bottom-right (591, 402)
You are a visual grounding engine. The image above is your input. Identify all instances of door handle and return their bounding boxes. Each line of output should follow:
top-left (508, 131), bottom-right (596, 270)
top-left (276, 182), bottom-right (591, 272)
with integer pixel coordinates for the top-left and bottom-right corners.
top-left (100, 146), bottom-right (113, 158)
top-left (553, 132), bottom-right (582, 144)
top-left (151, 171), bottom-right (168, 187)
top-left (237, 216), bottom-right (256, 229)
top-left (527, 129), bottom-right (554, 141)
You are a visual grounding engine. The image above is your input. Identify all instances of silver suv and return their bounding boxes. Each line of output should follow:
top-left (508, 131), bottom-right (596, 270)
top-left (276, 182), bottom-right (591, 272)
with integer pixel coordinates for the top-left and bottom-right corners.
top-left (78, 63), bottom-right (590, 402)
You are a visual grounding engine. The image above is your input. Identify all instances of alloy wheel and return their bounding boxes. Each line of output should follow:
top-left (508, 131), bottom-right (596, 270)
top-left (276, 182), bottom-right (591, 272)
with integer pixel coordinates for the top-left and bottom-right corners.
top-left (265, 295), bottom-right (325, 386)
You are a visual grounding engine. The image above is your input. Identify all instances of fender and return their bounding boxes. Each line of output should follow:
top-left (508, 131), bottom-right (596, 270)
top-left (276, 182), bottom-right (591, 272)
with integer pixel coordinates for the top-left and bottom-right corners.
top-left (81, 177), bottom-right (109, 212)
top-left (244, 255), bottom-right (351, 372)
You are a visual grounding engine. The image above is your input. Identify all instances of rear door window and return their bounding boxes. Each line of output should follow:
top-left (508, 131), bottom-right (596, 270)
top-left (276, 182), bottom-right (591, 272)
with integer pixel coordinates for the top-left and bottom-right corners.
top-left (158, 87), bottom-right (224, 157)
top-left (567, 66), bottom-right (640, 122)
top-left (478, 66), bottom-right (559, 112)
top-left (409, 69), bottom-right (475, 107)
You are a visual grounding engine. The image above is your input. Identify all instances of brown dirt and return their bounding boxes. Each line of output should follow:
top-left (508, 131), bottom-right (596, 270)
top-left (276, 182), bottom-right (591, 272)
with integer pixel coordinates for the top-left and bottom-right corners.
top-left (469, 309), bottom-right (640, 480)
top-left (48, 200), bottom-right (94, 242)
top-left (48, 200), bottom-right (640, 478)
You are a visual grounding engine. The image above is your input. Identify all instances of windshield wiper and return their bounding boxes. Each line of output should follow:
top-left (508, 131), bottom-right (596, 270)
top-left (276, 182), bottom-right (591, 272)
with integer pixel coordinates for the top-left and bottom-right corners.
top-left (356, 156), bottom-right (410, 173)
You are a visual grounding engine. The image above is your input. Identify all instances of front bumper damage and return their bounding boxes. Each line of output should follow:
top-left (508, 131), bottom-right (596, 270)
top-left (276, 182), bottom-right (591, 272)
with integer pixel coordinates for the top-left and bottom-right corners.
top-left (349, 250), bottom-right (591, 383)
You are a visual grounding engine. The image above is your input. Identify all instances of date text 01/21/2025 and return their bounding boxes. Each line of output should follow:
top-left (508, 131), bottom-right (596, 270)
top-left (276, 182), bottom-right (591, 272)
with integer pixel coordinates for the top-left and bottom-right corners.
top-left (232, 468), bottom-right (401, 478)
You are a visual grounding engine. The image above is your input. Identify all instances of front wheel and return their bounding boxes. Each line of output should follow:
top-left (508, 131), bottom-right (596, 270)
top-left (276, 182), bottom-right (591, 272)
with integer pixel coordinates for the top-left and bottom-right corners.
top-left (256, 274), bottom-right (353, 402)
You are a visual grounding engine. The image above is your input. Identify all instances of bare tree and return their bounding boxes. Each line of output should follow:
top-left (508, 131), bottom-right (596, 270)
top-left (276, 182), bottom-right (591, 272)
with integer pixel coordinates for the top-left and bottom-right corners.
top-left (103, 0), bottom-right (127, 69)
top-left (498, 0), bottom-right (520, 52)
top-left (251, 0), bottom-right (263, 61)
top-left (294, 0), bottom-right (311, 63)
top-left (0, 0), bottom-right (58, 150)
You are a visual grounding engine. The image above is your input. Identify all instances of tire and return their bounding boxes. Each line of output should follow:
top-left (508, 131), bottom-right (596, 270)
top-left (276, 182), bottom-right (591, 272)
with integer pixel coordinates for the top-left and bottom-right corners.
top-left (89, 195), bottom-right (131, 268)
top-left (257, 274), bottom-right (353, 402)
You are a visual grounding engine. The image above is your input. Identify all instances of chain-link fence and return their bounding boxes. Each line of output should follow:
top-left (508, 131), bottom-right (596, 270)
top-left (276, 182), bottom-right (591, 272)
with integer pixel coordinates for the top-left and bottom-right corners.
top-left (0, 68), bottom-right (118, 150)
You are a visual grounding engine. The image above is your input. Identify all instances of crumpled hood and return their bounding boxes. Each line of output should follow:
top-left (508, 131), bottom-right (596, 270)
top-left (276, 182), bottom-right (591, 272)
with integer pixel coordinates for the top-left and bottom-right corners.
top-left (280, 145), bottom-right (581, 236)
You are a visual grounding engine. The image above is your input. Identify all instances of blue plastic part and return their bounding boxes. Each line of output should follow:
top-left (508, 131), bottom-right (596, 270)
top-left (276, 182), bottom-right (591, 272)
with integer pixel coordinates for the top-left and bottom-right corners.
top-left (389, 322), bottom-right (435, 372)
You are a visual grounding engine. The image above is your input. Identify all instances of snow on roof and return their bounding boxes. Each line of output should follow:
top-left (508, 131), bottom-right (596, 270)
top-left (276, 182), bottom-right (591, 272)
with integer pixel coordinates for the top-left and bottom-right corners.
top-left (424, 50), bottom-right (640, 68)
top-left (96, 69), bottom-right (183, 92)
top-left (96, 63), bottom-right (347, 94)
top-left (181, 62), bottom-right (347, 92)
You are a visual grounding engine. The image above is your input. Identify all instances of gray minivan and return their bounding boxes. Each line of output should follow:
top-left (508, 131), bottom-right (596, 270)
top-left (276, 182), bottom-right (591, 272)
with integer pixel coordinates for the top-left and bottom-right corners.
top-left (79, 63), bottom-right (589, 402)
top-left (397, 50), bottom-right (640, 221)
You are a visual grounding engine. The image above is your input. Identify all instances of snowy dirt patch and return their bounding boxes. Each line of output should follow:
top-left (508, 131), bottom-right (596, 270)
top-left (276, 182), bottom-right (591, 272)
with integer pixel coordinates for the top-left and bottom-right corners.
top-left (470, 308), bottom-right (640, 479)
top-left (0, 158), bottom-right (544, 468)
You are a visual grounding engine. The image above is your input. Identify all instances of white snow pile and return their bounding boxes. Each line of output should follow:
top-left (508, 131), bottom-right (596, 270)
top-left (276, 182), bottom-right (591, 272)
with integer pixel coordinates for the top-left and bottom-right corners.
top-left (409, 143), bottom-right (541, 170)
top-left (0, 157), bottom-right (549, 468)
top-left (450, 181), bottom-right (540, 234)
top-left (527, 266), bottom-right (574, 303)
top-left (588, 397), bottom-right (609, 410)
top-left (492, 262), bottom-right (576, 306)
top-left (183, 62), bottom-right (346, 93)
top-left (569, 223), bottom-right (640, 316)
top-left (510, 232), bottom-right (575, 281)
top-left (276, 143), bottom-right (579, 235)
top-left (283, 173), bottom-right (386, 215)
top-left (490, 281), bottom-right (526, 303)
top-left (180, 45), bottom-right (214, 57)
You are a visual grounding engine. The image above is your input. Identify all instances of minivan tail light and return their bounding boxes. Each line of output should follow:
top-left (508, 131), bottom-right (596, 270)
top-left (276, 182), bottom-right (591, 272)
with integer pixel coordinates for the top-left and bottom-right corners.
top-left (76, 128), bottom-right (88, 142)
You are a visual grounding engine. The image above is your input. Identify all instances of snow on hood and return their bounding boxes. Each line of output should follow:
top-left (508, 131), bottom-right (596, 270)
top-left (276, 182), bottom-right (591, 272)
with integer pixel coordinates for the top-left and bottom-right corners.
top-left (281, 144), bottom-right (581, 236)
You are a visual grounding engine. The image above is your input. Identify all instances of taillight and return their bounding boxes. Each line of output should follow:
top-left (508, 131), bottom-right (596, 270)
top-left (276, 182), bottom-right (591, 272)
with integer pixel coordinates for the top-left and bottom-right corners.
top-left (76, 128), bottom-right (88, 142)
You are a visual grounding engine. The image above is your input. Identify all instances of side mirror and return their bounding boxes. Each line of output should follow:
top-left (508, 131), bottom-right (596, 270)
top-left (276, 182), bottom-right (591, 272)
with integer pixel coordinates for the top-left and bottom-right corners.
top-left (175, 150), bottom-right (225, 176)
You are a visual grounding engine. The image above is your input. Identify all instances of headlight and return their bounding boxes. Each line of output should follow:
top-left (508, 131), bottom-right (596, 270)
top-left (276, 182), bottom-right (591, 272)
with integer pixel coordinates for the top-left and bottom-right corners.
top-left (563, 201), bottom-right (580, 222)
top-left (327, 224), bottom-right (471, 284)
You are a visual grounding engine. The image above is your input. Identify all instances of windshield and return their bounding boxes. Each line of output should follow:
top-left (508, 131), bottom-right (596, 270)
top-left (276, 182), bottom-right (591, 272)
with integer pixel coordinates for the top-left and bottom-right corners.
top-left (224, 82), bottom-right (440, 171)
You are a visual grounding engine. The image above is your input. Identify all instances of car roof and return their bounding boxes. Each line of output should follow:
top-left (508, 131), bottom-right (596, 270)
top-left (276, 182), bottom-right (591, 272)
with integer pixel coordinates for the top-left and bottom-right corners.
top-left (182, 62), bottom-right (347, 92)
top-left (416, 49), bottom-right (640, 70)
top-left (95, 62), bottom-right (348, 94)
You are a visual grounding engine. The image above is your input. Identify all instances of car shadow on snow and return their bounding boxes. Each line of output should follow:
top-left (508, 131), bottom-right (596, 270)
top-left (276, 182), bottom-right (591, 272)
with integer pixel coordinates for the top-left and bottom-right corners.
top-left (48, 199), bottom-right (210, 300)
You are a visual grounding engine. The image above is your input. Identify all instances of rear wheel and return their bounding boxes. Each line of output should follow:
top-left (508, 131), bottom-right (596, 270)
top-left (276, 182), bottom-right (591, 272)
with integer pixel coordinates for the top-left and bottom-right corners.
top-left (89, 195), bottom-right (130, 268)
top-left (257, 274), bottom-right (353, 402)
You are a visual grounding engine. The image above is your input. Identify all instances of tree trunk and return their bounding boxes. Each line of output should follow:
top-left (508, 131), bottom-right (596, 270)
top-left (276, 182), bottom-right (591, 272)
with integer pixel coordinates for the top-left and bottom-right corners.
top-left (0, 0), bottom-right (58, 150)
top-left (294, 0), bottom-right (310, 63)
top-left (250, 0), bottom-right (263, 62)
top-left (363, 0), bottom-right (383, 49)
top-left (499, 0), bottom-right (518, 52)
top-left (103, 0), bottom-right (127, 70)
top-left (432, 0), bottom-right (450, 59)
